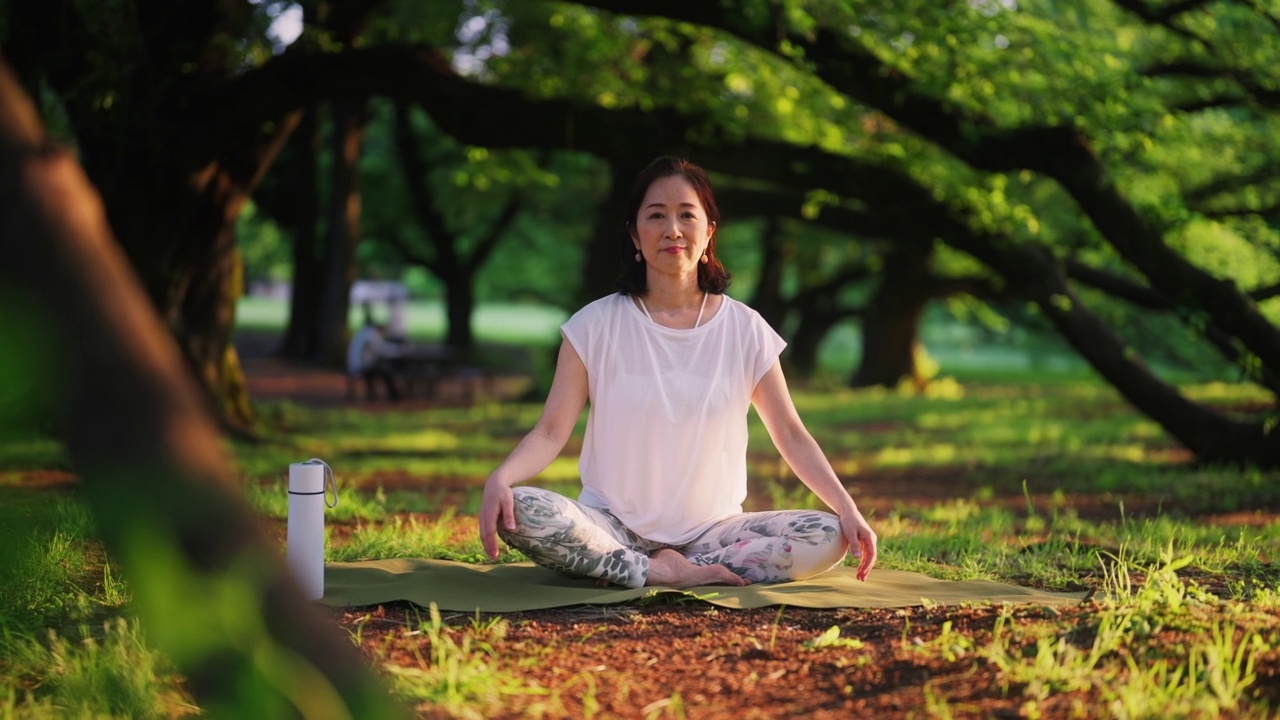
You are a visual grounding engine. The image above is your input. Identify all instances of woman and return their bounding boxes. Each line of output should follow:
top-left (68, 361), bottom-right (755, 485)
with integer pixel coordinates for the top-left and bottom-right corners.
top-left (479, 156), bottom-right (877, 589)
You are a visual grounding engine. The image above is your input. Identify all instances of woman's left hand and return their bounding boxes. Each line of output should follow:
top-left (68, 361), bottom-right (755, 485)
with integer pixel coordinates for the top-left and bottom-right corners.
top-left (839, 510), bottom-right (878, 581)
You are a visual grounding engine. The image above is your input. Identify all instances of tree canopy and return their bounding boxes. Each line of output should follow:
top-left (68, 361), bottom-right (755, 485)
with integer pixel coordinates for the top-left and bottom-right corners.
top-left (6, 0), bottom-right (1278, 464)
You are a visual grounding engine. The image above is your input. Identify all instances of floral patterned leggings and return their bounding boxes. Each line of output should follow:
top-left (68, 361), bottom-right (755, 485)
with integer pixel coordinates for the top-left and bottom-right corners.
top-left (497, 486), bottom-right (849, 589)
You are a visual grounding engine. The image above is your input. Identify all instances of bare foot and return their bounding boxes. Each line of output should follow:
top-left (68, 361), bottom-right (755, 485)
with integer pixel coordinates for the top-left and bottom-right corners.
top-left (645, 549), bottom-right (749, 589)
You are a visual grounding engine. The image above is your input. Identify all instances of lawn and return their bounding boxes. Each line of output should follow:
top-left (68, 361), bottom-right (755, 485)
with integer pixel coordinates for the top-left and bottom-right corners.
top-left (2, 363), bottom-right (1278, 717)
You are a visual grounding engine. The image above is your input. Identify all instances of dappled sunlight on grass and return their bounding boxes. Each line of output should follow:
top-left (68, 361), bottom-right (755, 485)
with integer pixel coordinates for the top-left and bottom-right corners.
top-left (336, 428), bottom-right (463, 454)
top-left (1181, 382), bottom-right (1275, 404)
top-left (870, 495), bottom-right (1280, 592)
top-left (873, 443), bottom-right (962, 468)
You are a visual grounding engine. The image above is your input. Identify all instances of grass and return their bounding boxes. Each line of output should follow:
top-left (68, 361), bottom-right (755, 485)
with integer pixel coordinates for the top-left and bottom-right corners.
top-left (0, 371), bottom-right (1276, 716)
top-left (376, 605), bottom-right (557, 719)
top-left (0, 495), bottom-right (194, 717)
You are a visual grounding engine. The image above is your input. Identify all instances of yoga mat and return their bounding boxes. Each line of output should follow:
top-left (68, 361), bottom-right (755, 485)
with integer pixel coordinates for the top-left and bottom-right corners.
top-left (321, 559), bottom-right (1087, 612)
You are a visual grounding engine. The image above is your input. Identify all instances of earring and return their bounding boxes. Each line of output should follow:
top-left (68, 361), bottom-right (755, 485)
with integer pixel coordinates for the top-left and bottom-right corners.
top-left (700, 253), bottom-right (709, 264)
top-left (635, 252), bottom-right (642, 262)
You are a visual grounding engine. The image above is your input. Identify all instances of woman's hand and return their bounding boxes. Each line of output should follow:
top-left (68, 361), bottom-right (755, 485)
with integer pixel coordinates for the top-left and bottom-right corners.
top-left (840, 510), bottom-right (878, 581)
top-left (478, 476), bottom-right (516, 560)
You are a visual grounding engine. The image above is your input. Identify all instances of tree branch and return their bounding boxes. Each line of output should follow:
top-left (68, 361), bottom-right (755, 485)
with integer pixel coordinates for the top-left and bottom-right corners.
top-left (1110, 0), bottom-right (1211, 40)
top-left (927, 275), bottom-right (1008, 302)
top-left (390, 101), bottom-right (454, 273)
top-left (467, 194), bottom-right (522, 273)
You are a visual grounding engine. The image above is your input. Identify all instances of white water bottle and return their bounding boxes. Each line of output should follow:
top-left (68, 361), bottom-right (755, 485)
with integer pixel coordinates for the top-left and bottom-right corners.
top-left (287, 459), bottom-right (338, 600)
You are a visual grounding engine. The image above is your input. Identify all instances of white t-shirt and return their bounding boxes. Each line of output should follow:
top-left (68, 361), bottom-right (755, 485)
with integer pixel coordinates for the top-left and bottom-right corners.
top-left (560, 292), bottom-right (786, 544)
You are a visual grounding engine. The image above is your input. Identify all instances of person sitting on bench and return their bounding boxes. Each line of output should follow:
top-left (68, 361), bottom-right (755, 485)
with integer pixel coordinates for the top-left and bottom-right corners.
top-left (347, 305), bottom-right (401, 401)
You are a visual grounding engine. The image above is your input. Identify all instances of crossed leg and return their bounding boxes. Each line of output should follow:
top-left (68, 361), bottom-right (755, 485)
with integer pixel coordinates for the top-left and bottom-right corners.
top-left (498, 487), bottom-right (847, 589)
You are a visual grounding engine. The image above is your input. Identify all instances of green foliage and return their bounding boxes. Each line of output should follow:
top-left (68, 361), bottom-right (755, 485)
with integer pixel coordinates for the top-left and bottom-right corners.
top-left (236, 202), bottom-right (292, 284)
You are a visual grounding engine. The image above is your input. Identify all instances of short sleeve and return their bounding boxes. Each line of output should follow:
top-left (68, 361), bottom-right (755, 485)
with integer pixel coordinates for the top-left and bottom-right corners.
top-left (559, 297), bottom-right (602, 368)
top-left (748, 306), bottom-right (786, 388)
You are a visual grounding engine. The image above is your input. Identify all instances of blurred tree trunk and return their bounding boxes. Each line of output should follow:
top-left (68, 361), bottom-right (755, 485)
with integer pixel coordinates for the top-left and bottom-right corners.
top-left (315, 99), bottom-right (368, 365)
top-left (580, 162), bottom-right (639, 305)
top-left (277, 106), bottom-right (327, 360)
top-left (747, 216), bottom-right (788, 332)
top-left (783, 264), bottom-right (869, 377)
top-left (0, 59), bottom-right (407, 719)
top-left (851, 244), bottom-right (934, 389)
top-left (788, 293), bottom-right (857, 377)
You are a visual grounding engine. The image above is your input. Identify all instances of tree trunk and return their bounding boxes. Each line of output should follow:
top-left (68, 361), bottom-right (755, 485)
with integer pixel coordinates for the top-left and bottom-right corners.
top-left (748, 216), bottom-right (787, 331)
top-left (579, 162), bottom-right (636, 306)
top-left (444, 273), bottom-right (476, 348)
top-left (788, 314), bottom-right (836, 376)
top-left (179, 240), bottom-right (256, 434)
top-left (0, 60), bottom-right (407, 718)
top-left (315, 100), bottom-right (367, 366)
top-left (278, 106), bottom-right (326, 360)
top-left (851, 244), bottom-right (933, 389)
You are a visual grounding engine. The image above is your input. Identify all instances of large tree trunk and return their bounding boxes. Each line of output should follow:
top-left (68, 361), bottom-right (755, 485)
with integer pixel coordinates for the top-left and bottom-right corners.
top-left (579, 162), bottom-right (637, 306)
top-left (315, 100), bottom-right (367, 366)
top-left (179, 240), bottom-right (256, 433)
top-left (444, 273), bottom-right (477, 348)
top-left (851, 244), bottom-right (933, 389)
top-left (788, 291), bottom-right (855, 377)
top-left (748, 216), bottom-right (787, 331)
top-left (278, 106), bottom-right (326, 360)
top-left (0, 60), bottom-right (406, 718)
top-left (788, 314), bottom-right (838, 376)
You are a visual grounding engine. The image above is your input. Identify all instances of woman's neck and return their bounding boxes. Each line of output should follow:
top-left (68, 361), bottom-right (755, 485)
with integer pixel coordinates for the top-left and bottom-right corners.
top-left (642, 276), bottom-right (703, 314)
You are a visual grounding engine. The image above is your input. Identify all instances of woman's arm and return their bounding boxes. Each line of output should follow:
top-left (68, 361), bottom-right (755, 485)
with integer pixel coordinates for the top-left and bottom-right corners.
top-left (479, 336), bottom-right (589, 558)
top-left (751, 360), bottom-right (878, 580)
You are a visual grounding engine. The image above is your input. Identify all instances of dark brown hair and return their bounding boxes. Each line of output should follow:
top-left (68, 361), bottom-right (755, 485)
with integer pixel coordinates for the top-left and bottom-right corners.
top-left (618, 156), bottom-right (731, 295)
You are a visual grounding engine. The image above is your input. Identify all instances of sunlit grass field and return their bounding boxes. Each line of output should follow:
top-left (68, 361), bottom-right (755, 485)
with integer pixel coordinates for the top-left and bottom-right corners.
top-left (1, 309), bottom-right (1278, 715)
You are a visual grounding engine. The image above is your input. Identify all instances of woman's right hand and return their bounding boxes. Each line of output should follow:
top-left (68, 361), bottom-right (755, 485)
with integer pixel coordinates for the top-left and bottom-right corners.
top-left (479, 475), bottom-right (516, 560)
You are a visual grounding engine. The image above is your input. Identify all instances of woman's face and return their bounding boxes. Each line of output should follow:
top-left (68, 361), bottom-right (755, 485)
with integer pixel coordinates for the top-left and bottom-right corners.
top-left (631, 175), bottom-right (715, 280)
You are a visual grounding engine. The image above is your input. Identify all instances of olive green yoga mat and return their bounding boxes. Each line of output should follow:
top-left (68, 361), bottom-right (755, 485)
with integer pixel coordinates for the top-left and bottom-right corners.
top-left (320, 559), bottom-right (1087, 611)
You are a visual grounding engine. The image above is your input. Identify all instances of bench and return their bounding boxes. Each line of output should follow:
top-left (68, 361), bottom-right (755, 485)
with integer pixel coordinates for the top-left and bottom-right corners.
top-left (383, 346), bottom-right (511, 403)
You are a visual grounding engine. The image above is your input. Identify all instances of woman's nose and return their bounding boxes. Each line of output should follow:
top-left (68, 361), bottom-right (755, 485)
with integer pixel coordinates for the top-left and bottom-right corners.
top-left (664, 219), bottom-right (682, 238)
